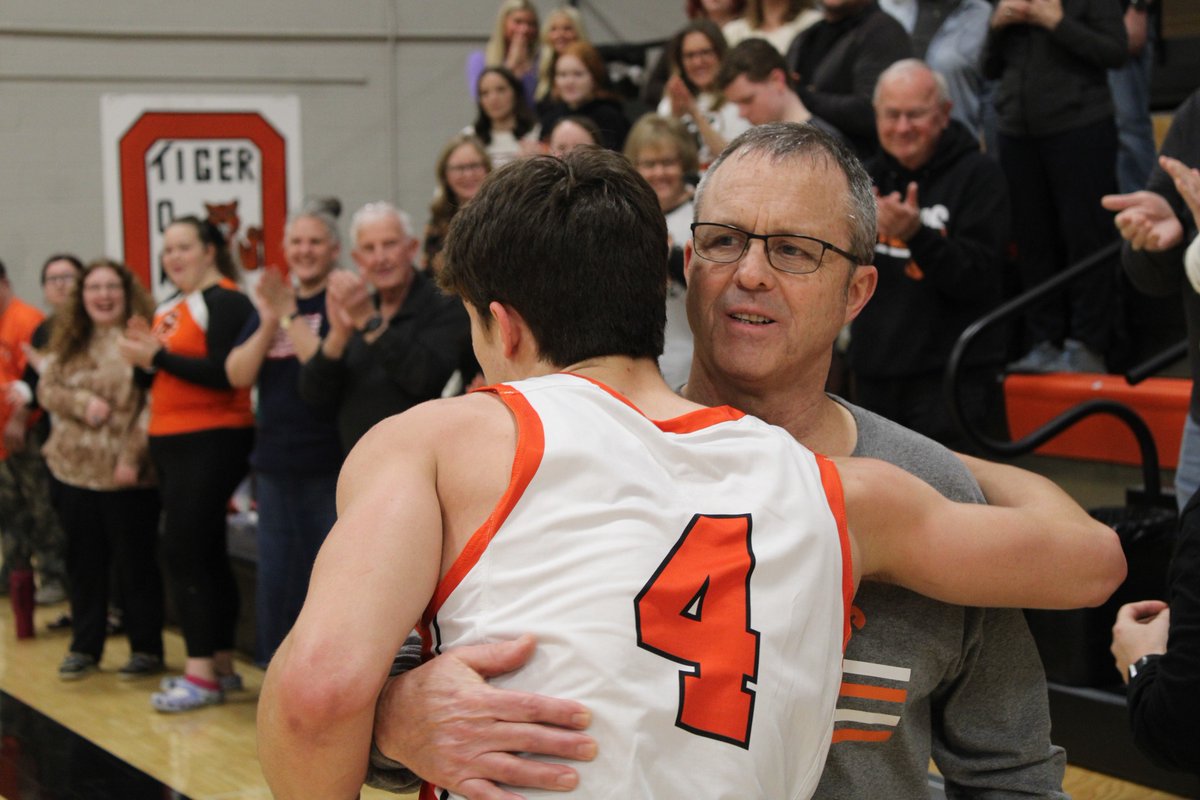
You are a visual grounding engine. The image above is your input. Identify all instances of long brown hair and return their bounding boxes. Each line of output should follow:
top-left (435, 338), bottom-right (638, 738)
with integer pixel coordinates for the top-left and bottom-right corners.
top-left (425, 135), bottom-right (492, 269)
top-left (668, 19), bottom-right (730, 98)
top-left (49, 259), bottom-right (155, 364)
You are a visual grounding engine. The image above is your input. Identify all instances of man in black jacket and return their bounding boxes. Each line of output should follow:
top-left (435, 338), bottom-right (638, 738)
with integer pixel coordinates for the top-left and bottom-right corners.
top-left (850, 59), bottom-right (1009, 450)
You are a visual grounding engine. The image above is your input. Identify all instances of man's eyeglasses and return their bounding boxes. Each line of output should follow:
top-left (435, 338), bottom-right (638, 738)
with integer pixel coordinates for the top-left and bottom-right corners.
top-left (44, 274), bottom-right (77, 286)
top-left (690, 222), bottom-right (863, 275)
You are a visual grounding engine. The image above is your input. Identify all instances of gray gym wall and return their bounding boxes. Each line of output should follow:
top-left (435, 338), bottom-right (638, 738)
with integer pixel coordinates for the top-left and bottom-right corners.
top-left (0, 1), bottom-right (678, 303)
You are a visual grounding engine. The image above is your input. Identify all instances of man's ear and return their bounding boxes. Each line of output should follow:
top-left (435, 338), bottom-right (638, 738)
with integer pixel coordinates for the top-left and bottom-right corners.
top-left (490, 301), bottom-right (526, 359)
top-left (682, 239), bottom-right (695, 286)
top-left (844, 264), bottom-right (878, 324)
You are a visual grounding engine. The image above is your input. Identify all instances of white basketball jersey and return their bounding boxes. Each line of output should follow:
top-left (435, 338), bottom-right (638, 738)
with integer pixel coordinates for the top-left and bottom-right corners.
top-left (420, 373), bottom-right (852, 800)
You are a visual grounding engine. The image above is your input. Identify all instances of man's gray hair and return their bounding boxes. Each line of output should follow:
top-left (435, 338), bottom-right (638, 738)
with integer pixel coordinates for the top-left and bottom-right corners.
top-left (873, 58), bottom-right (950, 106)
top-left (695, 123), bottom-right (876, 266)
top-left (285, 209), bottom-right (341, 248)
top-left (350, 201), bottom-right (413, 244)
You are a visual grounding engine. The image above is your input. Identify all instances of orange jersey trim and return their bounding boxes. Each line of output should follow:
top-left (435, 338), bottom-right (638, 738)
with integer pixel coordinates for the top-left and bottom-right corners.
top-left (567, 372), bottom-right (746, 433)
top-left (148, 280), bottom-right (253, 436)
top-left (422, 384), bottom-right (546, 627)
top-left (815, 454), bottom-right (854, 651)
top-left (831, 728), bottom-right (894, 744)
top-left (839, 681), bottom-right (908, 704)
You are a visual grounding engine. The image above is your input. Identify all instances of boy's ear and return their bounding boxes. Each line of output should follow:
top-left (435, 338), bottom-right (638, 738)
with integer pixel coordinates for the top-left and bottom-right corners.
top-left (490, 301), bottom-right (525, 358)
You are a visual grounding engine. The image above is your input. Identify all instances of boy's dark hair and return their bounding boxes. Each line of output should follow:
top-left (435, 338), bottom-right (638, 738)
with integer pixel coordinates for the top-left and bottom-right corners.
top-left (439, 149), bottom-right (667, 367)
top-left (717, 38), bottom-right (788, 91)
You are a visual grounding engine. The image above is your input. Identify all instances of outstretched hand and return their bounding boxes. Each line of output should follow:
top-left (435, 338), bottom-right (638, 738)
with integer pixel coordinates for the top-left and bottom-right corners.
top-left (373, 634), bottom-right (596, 799)
top-left (118, 316), bottom-right (161, 370)
top-left (255, 267), bottom-right (297, 324)
top-left (1102, 189), bottom-right (1184, 252)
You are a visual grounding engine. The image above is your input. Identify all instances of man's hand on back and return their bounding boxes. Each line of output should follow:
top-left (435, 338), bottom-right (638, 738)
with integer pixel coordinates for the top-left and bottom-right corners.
top-left (374, 634), bottom-right (597, 799)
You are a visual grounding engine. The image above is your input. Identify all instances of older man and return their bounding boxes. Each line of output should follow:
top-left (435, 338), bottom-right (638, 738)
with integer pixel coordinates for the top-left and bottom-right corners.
top-left (261, 140), bottom-right (1120, 800)
top-left (850, 59), bottom-right (1009, 450)
top-left (365, 126), bottom-right (1072, 799)
top-left (297, 202), bottom-right (469, 453)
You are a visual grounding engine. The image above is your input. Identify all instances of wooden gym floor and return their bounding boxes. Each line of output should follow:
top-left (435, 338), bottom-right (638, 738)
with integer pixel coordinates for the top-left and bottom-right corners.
top-left (0, 599), bottom-right (1187, 799)
top-left (0, 599), bottom-right (407, 800)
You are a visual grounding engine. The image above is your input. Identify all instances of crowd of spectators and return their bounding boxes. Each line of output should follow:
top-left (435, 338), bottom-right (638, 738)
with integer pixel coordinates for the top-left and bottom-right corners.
top-left (5, 0), bottom-right (1200, 777)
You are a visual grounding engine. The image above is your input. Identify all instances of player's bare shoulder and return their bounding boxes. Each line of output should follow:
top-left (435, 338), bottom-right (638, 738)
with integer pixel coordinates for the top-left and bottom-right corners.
top-left (355, 391), bottom-right (512, 463)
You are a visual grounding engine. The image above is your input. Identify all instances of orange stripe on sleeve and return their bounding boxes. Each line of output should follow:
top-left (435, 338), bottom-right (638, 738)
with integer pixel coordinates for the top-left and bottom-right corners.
top-left (422, 384), bottom-right (545, 623)
top-left (831, 728), bottom-right (894, 744)
top-left (815, 454), bottom-right (854, 650)
top-left (839, 681), bottom-right (908, 704)
top-left (567, 372), bottom-right (745, 432)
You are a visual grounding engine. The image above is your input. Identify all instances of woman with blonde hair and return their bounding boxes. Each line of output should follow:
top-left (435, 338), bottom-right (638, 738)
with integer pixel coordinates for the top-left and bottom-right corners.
top-left (40, 259), bottom-right (164, 681)
top-left (723, 0), bottom-right (819, 54)
top-left (623, 113), bottom-right (698, 388)
top-left (535, 7), bottom-right (591, 105)
top-left (467, 0), bottom-right (540, 107)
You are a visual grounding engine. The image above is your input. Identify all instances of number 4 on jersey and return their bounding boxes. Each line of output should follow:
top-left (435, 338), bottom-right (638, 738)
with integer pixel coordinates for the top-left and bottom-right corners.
top-left (634, 513), bottom-right (760, 748)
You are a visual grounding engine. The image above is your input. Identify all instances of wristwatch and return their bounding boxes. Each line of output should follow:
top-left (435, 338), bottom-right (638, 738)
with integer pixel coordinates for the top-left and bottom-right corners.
top-left (1128, 653), bottom-right (1161, 681)
top-left (361, 314), bottom-right (384, 334)
top-left (279, 310), bottom-right (300, 331)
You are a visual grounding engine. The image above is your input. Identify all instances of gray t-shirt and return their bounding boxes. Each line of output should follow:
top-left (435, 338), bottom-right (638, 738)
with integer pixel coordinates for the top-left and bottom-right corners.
top-left (815, 398), bottom-right (1066, 798)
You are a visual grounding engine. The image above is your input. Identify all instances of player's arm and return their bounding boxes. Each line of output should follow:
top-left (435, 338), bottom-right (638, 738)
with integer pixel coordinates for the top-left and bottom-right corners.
top-left (257, 404), bottom-right (447, 800)
top-left (839, 455), bottom-right (1125, 609)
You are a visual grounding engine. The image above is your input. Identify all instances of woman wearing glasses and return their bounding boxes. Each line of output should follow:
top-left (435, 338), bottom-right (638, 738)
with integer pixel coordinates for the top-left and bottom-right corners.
top-left (39, 260), bottom-right (163, 681)
top-left (657, 19), bottom-right (750, 169)
top-left (626, 114), bottom-right (701, 388)
top-left (423, 134), bottom-right (493, 275)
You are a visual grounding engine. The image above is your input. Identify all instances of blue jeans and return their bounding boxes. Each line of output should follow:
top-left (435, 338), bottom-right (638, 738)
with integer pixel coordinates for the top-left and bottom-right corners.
top-left (1176, 413), bottom-right (1200, 513)
top-left (1108, 30), bottom-right (1157, 194)
top-left (254, 470), bottom-right (339, 666)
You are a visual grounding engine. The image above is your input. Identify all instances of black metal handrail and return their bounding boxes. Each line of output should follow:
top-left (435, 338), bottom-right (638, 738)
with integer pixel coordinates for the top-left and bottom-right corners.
top-left (944, 239), bottom-right (1166, 501)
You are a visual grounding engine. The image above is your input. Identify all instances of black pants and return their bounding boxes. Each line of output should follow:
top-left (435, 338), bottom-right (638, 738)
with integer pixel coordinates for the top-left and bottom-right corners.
top-left (58, 483), bottom-right (163, 660)
top-left (998, 117), bottom-right (1120, 354)
top-left (149, 427), bottom-right (253, 658)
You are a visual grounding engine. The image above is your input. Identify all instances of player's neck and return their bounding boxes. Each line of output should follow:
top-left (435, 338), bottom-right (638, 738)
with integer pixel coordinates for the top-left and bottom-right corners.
top-left (560, 356), bottom-right (704, 418)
